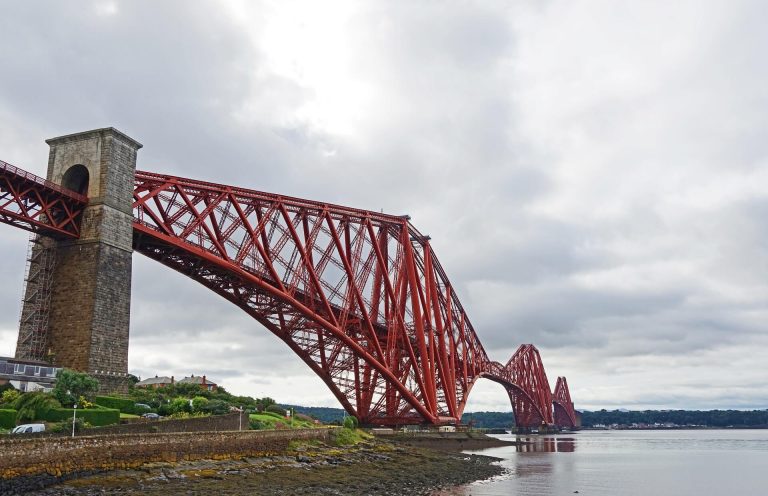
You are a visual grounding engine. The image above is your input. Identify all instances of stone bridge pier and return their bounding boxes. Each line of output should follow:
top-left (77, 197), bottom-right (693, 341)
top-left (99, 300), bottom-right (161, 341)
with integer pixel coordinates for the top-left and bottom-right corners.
top-left (15, 128), bottom-right (141, 393)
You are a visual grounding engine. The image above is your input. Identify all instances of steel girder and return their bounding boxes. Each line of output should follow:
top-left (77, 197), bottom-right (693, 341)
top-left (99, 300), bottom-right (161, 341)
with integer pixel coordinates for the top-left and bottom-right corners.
top-left (0, 160), bottom-right (87, 238)
top-left (553, 376), bottom-right (577, 428)
top-left (479, 344), bottom-right (554, 428)
top-left (131, 170), bottom-right (492, 425)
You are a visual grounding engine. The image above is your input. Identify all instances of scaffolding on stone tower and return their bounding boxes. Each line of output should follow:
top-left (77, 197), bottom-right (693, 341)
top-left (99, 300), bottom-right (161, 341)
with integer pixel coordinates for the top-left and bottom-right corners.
top-left (15, 234), bottom-right (57, 362)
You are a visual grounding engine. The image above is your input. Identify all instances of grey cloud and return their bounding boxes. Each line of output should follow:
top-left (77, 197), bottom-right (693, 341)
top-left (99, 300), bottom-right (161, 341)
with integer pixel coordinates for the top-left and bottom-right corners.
top-left (1, 1), bottom-right (767, 412)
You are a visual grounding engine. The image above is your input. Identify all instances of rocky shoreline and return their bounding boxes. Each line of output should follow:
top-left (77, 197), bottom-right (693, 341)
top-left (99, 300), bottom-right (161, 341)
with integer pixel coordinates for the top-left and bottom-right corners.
top-left (17, 435), bottom-right (505, 495)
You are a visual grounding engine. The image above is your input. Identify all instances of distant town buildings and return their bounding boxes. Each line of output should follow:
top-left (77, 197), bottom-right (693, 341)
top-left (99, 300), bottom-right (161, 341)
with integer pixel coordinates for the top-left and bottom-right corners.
top-left (134, 373), bottom-right (218, 392)
top-left (134, 375), bottom-right (175, 389)
top-left (178, 374), bottom-right (218, 391)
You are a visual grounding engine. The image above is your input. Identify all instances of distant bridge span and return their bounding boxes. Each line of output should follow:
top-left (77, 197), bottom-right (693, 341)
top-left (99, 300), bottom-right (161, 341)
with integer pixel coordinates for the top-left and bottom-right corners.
top-left (0, 130), bottom-right (576, 429)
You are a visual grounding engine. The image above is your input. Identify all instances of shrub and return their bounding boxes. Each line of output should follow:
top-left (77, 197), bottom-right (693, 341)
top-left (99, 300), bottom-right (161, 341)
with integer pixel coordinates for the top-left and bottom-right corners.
top-left (249, 419), bottom-right (265, 430)
top-left (94, 395), bottom-right (134, 412)
top-left (12, 392), bottom-right (60, 422)
top-left (200, 399), bottom-right (230, 415)
top-left (169, 397), bottom-right (191, 414)
top-left (1, 389), bottom-right (20, 406)
top-left (41, 407), bottom-right (120, 426)
top-left (0, 409), bottom-right (17, 429)
top-left (333, 427), bottom-right (366, 446)
top-left (343, 416), bottom-right (358, 429)
top-left (191, 396), bottom-right (209, 412)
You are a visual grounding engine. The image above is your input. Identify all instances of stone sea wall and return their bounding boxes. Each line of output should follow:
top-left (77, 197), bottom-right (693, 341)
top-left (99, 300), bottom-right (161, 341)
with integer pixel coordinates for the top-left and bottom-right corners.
top-left (0, 428), bottom-right (334, 492)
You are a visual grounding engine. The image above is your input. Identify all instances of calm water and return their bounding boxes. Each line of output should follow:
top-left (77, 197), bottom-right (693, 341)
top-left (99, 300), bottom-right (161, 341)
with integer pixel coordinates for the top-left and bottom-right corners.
top-left (436, 430), bottom-right (768, 495)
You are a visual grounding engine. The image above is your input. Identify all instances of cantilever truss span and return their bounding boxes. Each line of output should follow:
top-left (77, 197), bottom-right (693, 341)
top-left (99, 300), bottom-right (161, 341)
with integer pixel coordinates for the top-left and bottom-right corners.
top-left (0, 160), bottom-right (578, 428)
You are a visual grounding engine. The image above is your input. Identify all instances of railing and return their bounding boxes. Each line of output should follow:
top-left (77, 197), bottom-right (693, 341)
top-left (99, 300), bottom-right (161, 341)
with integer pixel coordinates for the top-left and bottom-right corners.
top-left (0, 159), bottom-right (88, 203)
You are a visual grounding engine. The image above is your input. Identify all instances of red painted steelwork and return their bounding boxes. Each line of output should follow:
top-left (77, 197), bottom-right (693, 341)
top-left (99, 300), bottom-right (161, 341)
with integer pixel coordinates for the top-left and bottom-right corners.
top-left (0, 160), bottom-right (87, 238)
top-left (481, 344), bottom-right (554, 427)
top-left (0, 160), bottom-right (573, 427)
top-left (131, 170), bottom-right (492, 425)
top-left (553, 376), bottom-right (577, 428)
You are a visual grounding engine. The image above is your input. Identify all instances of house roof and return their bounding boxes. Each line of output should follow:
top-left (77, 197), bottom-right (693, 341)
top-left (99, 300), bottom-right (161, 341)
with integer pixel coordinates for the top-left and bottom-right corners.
top-left (178, 375), bottom-right (218, 385)
top-left (136, 376), bottom-right (173, 386)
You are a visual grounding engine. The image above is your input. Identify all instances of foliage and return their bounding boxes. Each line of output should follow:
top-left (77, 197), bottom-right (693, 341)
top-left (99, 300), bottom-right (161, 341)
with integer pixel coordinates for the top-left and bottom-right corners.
top-left (94, 395), bottom-right (135, 412)
top-left (41, 407), bottom-right (120, 426)
top-left (12, 392), bottom-right (61, 422)
top-left (52, 369), bottom-right (99, 407)
top-left (1, 389), bottom-right (21, 406)
top-left (284, 405), bottom-right (346, 424)
top-left (332, 427), bottom-right (369, 446)
top-left (266, 404), bottom-right (287, 415)
top-left (580, 409), bottom-right (768, 428)
top-left (461, 411), bottom-right (514, 429)
top-left (169, 397), bottom-right (191, 414)
top-left (0, 382), bottom-right (16, 394)
top-left (191, 396), bottom-right (209, 412)
top-left (49, 417), bottom-right (89, 433)
top-left (343, 415), bottom-right (358, 429)
top-left (248, 413), bottom-right (315, 430)
top-left (459, 409), bottom-right (768, 429)
top-left (0, 409), bottom-right (17, 429)
top-left (200, 399), bottom-right (230, 415)
top-left (256, 397), bottom-right (276, 411)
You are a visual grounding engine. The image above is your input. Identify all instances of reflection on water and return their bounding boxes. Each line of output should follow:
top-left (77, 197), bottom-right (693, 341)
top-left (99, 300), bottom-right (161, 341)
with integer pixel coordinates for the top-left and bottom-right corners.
top-left (515, 436), bottom-right (576, 452)
top-left (434, 430), bottom-right (768, 496)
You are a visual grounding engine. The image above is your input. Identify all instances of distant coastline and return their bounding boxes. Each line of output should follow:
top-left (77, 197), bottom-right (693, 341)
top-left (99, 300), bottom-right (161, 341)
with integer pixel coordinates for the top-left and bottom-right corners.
top-left (288, 405), bottom-right (768, 430)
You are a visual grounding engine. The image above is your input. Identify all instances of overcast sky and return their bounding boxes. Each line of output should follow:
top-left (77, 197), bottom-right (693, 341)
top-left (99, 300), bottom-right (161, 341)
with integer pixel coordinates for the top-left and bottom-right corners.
top-left (1, 1), bottom-right (766, 412)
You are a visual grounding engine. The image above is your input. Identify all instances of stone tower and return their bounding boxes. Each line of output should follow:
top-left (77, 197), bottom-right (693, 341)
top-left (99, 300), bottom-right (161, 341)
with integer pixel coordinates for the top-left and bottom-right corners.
top-left (15, 128), bottom-right (141, 392)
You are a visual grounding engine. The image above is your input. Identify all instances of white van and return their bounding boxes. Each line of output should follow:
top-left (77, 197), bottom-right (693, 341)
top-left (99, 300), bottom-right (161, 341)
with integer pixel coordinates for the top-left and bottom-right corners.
top-left (11, 424), bottom-right (45, 434)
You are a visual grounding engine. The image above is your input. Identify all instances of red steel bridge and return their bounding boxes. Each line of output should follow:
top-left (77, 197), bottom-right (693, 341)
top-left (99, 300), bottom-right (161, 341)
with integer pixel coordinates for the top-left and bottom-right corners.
top-left (1, 158), bottom-right (577, 429)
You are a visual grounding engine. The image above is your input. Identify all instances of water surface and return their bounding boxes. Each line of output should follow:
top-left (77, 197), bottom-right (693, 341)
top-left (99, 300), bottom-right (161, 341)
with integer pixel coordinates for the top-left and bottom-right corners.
top-left (436, 429), bottom-right (768, 495)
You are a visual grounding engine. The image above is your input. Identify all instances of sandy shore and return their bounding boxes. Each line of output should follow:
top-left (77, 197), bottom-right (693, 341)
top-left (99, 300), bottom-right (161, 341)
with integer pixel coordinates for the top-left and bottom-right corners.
top-left (21, 436), bottom-right (504, 496)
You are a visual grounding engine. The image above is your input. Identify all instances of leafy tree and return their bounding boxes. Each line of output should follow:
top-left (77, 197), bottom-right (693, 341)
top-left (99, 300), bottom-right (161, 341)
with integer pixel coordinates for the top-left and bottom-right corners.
top-left (1, 389), bottom-right (21, 406)
top-left (266, 404), bottom-right (287, 416)
top-left (169, 397), bottom-right (191, 414)
top-left (257, 397), bottom-right (276, 412)
top-left (191, 396), bottom-right (209, 412)
top-left (12, 392), bottom-right (60, 422)
top-left (52, 369), bottom-right (99, 407)
top-left (201, 399), bottom-right (230, 415)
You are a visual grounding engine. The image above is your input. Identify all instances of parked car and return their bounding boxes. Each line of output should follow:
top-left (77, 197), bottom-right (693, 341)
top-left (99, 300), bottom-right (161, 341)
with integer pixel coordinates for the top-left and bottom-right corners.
top-left (11, 424), bottom-right (45, 434)
top-left (141, 413), bottom-right (160, 419)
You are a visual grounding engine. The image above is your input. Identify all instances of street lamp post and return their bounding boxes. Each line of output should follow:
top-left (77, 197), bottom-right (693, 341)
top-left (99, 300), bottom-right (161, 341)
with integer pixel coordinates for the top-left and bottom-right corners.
top-left (72, 404), bottom-right (77, 438)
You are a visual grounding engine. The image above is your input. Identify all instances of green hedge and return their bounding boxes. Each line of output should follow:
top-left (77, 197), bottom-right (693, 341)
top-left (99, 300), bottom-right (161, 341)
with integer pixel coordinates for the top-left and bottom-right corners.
top-left (41, 407), bottom-right (120, 426)
top-left (0, 409), bottom-right (17, 429)
top-left (94, 396), bottom-right (134, 412)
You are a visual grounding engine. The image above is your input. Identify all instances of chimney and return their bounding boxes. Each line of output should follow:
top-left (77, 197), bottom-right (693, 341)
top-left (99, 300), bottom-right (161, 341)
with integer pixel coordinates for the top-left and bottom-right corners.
top-left (202, 375), bottom-right (207, 385)
top-left (171, 376), bottom-right (175, 384)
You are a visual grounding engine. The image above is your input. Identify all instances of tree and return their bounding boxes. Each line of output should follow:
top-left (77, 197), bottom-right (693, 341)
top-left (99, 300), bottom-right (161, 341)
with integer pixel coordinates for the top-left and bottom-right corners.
top-left (169, 397), bottom-right (191, 414)
top-left (1, 389), bottom-right (20, 406)
top-left (12, 392), bottom-right (60, 422)
top-left (52, 369), bottom-right (99, 407)
top-left (191, 396), bottom-right (209, 412)
top-left (257, 397), bottom-right (276, 412)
